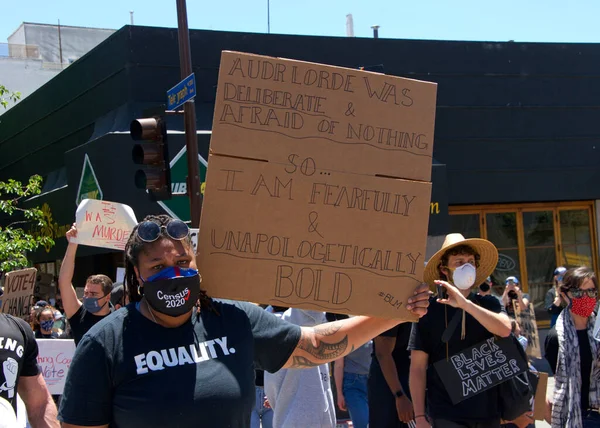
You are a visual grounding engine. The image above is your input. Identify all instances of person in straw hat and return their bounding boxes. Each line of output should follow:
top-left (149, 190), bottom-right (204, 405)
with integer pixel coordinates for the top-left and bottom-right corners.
top-left (408, 233), bottom-right (513, 428)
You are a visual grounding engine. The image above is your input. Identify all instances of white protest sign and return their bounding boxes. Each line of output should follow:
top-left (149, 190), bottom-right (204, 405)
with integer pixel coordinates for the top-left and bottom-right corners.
top-left (190, 228), bottom-right (199, 255)
top-left (36, 339), bottom-right (75, 395)
top-left (71, 199), bottom-right (138, 250)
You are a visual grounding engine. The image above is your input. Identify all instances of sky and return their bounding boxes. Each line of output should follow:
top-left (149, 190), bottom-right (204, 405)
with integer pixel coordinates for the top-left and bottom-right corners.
top-left (2, 0), bottom-right (600, 44)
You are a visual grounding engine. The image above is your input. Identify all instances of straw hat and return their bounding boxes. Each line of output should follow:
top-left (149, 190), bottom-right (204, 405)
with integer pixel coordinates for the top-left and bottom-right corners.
top-left (424, 233), bottom-right (498, 287)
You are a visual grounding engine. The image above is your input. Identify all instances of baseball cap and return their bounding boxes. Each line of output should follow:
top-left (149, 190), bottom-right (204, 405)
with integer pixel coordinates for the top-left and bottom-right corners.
top-left (554, 266), bottom-right (567, 276)
top-left (505, 276), bottom-right (519, 285)
top-left (34, 300), bottom-right (49, 308)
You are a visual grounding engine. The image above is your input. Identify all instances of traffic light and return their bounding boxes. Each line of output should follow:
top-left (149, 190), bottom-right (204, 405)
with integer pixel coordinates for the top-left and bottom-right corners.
top-left (130, 116), bottom-right (172, 201)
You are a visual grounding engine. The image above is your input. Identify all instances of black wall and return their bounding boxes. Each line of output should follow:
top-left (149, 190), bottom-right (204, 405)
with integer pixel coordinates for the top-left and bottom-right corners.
top-left (2, 26), bottom-right (600, 209)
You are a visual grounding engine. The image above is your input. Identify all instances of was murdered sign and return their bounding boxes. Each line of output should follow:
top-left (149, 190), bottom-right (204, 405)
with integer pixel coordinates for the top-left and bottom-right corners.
top-left (1, 268), bottom-right (37, 318)
top-left (434, 336), bottom-right (528, 404)
top-left (198, 52), bottom-right (437, 319)
top-left (514, 302), bottom-right (542, 359)
top-left (71, 199), bottom-right (138, 251)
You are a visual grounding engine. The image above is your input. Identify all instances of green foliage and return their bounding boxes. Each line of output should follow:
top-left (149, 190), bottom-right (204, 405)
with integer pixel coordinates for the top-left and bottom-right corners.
top-left (0, 84), bottom-right (21, 109)
top-left (0, 175), bottom-right (54, 272)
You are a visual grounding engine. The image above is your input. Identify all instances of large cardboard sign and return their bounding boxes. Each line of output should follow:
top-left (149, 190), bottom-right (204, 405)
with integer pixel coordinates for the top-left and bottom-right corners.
top-left (198, 52), bottom-right (437, 319)
top-left (71, 199), bottom-right (138, 250)
top-left (533, 371), bottom-right (548, 420)
top-left (434, 336), bottom-right (528, 404)
top-left (1, 268), bottom-right (37, 318)
top-left (36, 339), bottom-right (75, 395)
top-left (514, 302), bottom-right (542, 359)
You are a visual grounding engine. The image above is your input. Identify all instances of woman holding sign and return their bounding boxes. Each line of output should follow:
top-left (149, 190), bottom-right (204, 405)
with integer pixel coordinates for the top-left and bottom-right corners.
top-left (58, 214), bottom-right (432, 428)
top-left (545, 267), bottom-right (600, 427)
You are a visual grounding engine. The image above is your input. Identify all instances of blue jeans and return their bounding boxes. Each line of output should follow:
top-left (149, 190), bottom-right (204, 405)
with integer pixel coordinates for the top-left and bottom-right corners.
top-left (343, 372), bottom-right (369, 428)
top-left (584, 411), bottom-right (600, 428)
top-left (250, 386), bottom-right (273, 428)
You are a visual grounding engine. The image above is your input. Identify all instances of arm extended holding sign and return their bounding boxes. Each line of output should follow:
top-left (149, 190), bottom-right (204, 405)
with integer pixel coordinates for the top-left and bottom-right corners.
top-left (282, 283), bottom-right (431, 369)
top-left (58, 224), bottom-right (83, 319)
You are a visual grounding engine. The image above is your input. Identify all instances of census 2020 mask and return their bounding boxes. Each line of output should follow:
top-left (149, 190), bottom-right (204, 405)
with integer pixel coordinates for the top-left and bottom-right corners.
top-left (451, 263), bottom-right (477, 290)
top-left (142, 266), bottom-right (200, 317)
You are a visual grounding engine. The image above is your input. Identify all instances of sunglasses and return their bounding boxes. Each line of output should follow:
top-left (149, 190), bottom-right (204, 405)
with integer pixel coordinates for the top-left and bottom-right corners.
top-left (570, 289), bottom-right (598, 299)
top-left (136, 219), bottom-right (190, 243)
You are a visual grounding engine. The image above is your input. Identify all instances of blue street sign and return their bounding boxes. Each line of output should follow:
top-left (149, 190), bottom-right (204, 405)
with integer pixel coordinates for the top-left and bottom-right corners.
top-left (167, 73), bottom-right (196, 110)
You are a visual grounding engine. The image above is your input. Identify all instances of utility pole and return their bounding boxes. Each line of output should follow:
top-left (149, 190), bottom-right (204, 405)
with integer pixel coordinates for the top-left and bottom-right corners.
top-left (175, 0), bottom-right (202, 227)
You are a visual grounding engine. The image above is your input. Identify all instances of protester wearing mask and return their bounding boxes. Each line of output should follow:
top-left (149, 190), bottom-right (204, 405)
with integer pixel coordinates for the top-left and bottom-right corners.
top-left (58, 214), bottom-right (432, 427)
top-left (544, 267), bottom-right (600, 427)
top-left (409, 234), bottom-right (513, 428)
top-left (545, 267), bottom-right (567, 328)
top-left (502, 276), bottom-right (529, 318)
top-left (58, 224), bottom-right (114, 345)
top-left (34, 306), bottom-right (59, 339)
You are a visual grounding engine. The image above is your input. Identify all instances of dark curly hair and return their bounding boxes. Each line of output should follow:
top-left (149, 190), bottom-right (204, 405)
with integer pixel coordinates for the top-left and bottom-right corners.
top-left (124, 214), bottom-right (216, 313)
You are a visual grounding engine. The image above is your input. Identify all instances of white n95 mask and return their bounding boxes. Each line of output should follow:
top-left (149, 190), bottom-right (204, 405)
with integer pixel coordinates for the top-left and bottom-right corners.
top-left (452, 263), bottom-right (476, 290)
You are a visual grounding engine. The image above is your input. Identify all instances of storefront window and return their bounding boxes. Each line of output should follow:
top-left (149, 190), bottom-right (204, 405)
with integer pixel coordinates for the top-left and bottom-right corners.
top-left (486, 212), bottom-right (520, 287)
top-left (523, 211), bottom-right (556, 323)
top-left (448, 203), bottom-right (598, 327)
top-left (450, 214), bottom-right (480, 238)
top-left (559, 209), bottom-right (593, 268)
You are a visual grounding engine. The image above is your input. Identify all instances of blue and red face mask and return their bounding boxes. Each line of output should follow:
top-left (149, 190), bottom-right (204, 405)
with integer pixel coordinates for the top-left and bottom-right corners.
top-left (141, 266), bottom-right (200, 317)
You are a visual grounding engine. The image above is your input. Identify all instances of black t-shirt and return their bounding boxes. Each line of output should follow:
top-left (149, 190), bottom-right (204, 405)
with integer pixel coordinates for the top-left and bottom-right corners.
top-left (371, 322), bottom-right (412, 380)
top-left (544, 327), bottom-right (592, 412)
top-left (408, 294), bottom-right (504, 422)
top-left (0, 314), bottom-right (40, 413)
top-left (59, 300), bottom-right (302, 427)
top-left (68, 305), bottom-right (112, 346)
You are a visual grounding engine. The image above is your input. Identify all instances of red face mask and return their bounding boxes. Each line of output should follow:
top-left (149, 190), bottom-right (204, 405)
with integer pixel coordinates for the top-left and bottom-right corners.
top-left (571, 296), bottom-right (597, 318)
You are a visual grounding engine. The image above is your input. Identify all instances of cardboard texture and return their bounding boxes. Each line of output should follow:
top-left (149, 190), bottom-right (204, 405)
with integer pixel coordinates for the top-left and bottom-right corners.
top-left (1, 268), bottom-right (37, 318)
top-left (533, 371), bottom-right (549, 421)
top-left (198, 51), bottom-right (437, 319)
top-left (72, 199), bottom-right (138, 251)
top-left (514, 302), bottom-right (542, 359)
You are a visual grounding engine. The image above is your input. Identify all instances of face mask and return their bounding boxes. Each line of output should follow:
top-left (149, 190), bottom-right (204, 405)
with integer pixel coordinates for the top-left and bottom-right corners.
top-left (571, 296), bottom-right (597, 318)
top-left (479, 283), bottom-right (490, 292)
top-left (40, 320), bottom-right (54, 331)
top-left (83, 295), bottom-right (109, 314)
top-left (451, 263), bottom-right (476, 290)
top-left (142, 267), bottom-right (200, 317)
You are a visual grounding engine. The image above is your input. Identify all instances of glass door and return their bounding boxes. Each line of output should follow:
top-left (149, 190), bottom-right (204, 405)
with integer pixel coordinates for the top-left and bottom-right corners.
top-left (485, 212), bottom-right (521, 294)
top-left (522, 210), bottom-right (556, 323)
top-left (559, 209), bottom-right (594, 268)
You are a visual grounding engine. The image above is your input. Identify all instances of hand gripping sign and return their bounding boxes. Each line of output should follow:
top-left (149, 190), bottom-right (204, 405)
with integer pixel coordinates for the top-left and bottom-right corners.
top-left (70, 199), bottom-right (138, 251)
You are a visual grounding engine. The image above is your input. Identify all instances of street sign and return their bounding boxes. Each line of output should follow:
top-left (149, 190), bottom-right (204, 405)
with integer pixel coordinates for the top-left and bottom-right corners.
top-left (157, 146), bottom-right (207, 222)
top-left (167, 73), bottom-right (196, 111)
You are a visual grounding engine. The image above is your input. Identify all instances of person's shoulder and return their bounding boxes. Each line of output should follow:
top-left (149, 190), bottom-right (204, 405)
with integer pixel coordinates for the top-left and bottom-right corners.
top-left (0, 314), bottom-right (33, 335)
top-left (82, 305), bottom-right (132, 340)
top-left (476, 294), bottom-right (502, 310)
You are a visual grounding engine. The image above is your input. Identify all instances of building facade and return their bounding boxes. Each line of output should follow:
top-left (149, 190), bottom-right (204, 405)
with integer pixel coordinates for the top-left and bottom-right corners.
top-left (0, 26), bottom-right (598, 326)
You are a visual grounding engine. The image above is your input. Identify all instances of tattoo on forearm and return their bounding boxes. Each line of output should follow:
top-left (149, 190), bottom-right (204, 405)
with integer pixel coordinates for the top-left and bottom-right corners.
top-left (289, 356), bottom-right (320, 368)
top-left (297, 323), bottom-right (349, 362)
top-left (313, 322), bottom-right (342, 337)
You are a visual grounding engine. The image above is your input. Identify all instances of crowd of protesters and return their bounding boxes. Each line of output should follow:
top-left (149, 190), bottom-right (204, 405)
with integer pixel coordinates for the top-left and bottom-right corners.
top-left (0, 218), bottom-right (598, 428)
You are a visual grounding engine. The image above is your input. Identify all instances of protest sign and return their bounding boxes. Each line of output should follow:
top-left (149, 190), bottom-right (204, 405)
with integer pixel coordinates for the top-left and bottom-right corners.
top-left (434, 336), bottom-right (528, 404)
top-left (197, 52), bottom-right (437, 320)
top-left (514, 302), bottom-right (542, 359)
top-left (1, 268), bottom-right (37, 318)
top-left (36, 339), bottom-right (75, 395)
top-left (71, 199), bottom-right (138, 250)
top-left (533, 371), bottom-right (548, 420)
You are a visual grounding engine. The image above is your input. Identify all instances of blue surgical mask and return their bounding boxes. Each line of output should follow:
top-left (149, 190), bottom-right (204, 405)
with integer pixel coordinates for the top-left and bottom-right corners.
top-left (40, 320), bottom-right (54, 331)
top-left (83, 295), bottom-right (109, 314)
